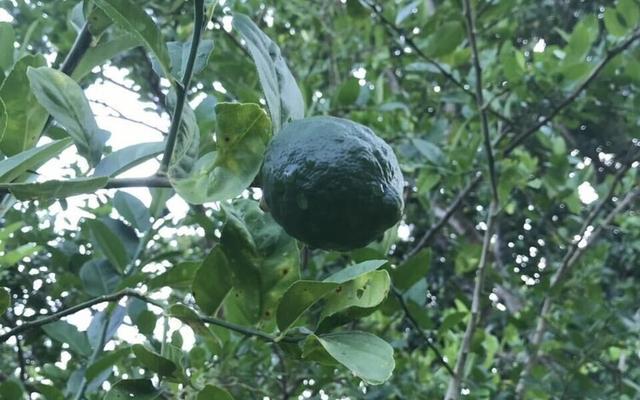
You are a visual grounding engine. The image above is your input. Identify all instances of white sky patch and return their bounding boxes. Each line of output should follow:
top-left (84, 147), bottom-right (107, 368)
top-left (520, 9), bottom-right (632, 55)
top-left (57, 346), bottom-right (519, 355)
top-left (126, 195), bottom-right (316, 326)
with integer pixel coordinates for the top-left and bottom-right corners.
top-left (221, 15), bottom-right (233, 32)
top-left (0, 8), bottom-right (13, 22)
top-left (352, 67), bottom-right (367, 79)
top-left (533, 38), bottom-right (546, 53)
top-left (578, 181), bottom-right (599, 205)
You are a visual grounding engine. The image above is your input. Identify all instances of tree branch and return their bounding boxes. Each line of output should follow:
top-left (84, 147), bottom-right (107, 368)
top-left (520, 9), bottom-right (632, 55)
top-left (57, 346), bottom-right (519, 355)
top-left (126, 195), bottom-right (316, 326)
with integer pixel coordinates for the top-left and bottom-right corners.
top-left (159, 0), bottom-right (205, 173)
top-left (445, 1), bottom-right (500, 397)
top-left (514, 166), bottom-right (639, 399)
top-left (391, 286), bottom-right (455, 376)
top-left (504, 29), bottom-right (640, 155)
top-left (405, 173), bottom-right (482, 260)
top-left (0, 289), bottom-right (295, 345)
top-left (361, 0), bottom-right (514, 126)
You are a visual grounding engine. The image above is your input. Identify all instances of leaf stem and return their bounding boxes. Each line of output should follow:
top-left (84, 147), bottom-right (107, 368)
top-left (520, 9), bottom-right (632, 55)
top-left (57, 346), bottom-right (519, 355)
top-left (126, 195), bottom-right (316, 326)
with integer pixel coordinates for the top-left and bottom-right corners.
top-left (158, 0), bottom-right (205, 174)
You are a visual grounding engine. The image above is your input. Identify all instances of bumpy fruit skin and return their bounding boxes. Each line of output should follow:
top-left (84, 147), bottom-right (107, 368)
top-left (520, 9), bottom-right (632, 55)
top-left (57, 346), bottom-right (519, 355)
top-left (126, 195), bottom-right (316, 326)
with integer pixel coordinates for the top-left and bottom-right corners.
top-left (261, 116), bottom-right (404, 251)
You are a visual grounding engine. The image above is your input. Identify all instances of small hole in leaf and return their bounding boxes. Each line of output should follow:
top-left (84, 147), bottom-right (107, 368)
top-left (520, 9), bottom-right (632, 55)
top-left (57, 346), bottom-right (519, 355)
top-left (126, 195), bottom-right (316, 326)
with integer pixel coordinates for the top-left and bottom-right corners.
top-left (335, 286), bottom-right (342, 293)
top-left (356, 288), bottom-right (364, 299)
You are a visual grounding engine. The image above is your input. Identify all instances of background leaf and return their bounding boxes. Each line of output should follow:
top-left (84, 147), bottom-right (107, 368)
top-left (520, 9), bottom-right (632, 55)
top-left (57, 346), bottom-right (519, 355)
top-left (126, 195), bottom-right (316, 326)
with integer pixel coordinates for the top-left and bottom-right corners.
top-left (232, 13), bottom-right (304, 132)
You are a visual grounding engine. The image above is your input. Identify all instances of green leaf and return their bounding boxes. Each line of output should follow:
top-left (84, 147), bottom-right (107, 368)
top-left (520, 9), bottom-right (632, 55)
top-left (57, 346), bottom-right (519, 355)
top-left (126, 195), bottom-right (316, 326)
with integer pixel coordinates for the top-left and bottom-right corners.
top-left (93, 141), bottom-right (164, 177)
top-left (0, 22), bottom-right (15, 71)
top-left (7, 176), bottom-right (108, 200)
top-left (197, 385), bottom-right (234, 400)
top-left (86, 219), bottom-right (131, 273)
top-left (193, 247), bottom-right (232, 315)
top-left (154, 39), bottom-right (215, 80)
top-left (114, 191), bottom-right (151, 232)
top-left (321, 270), bottom-right (391, 319)
top-left (131, 345), bottom-right (178, 378)
top-left (335, 78), bottom-right (360, 106)
top-left (565, 15), bottom-right (598, 62)
top-left (42, 321), bottom-right (91, 356)
top-left (604, 8), bottom-right (628, 37)
top-left (0, 54), bottom-right (48, 156)
top-left (619, 0), bottom-right (640, 28)
top-left (324, 259), bottom-right (387, 283)
top-left (148, 261), bottom-right (200, 290)
top-left (313, 331), bottom-right (395, 385)
top-left (0, 243), bottom-right (42, 268)
top-left (104, 379), bottom-right (160, 400)
top-left (396, 1), bottom-right (421, 25)
top-left (170, 103), bottom-right (271, 203)
top-left (276, 280), bottom-right (338, 333)
top-left (412, 138), bottom-right (445, 165)
top-left (85, 347), bottom-right (131, 382)
top-left (167, 304), bottom-right (213, 337)
top-left (0, 287), bottom-right (9, 315)
top-left (0, 138), bottom-right (72, 183)
top-left (79, 259), bottom-right (122, 296)
top-left (423, 22), bottom-right (465, 58)
top-left (167, 95), bottom-right (199, 180)
top-left (0, 379), bottom-right (24, 400)
top-left (93, 0), bottom-right (172, 79)
top-left (391, 249), bottom-right (431, 291)
top-left (232, 13), bottom-right (305, 132)
top-left (72, 34), bottom-right (141, 81)
top-left (0, 97), bottom-right (7, 143)
top-left (27, 67), bottom-right (109, 166)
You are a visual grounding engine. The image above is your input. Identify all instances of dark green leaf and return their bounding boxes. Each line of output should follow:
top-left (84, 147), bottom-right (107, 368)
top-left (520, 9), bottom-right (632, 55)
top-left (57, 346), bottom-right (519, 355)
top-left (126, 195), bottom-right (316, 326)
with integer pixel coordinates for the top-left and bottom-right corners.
top-left (0, 287), bottom-right (9, 315)
top-left (79, 259), bottom-right (122, 296)
top-left (86, 219), bottom-right (131, 273)
top-left (104, 379), bottom-right (160, 400)
top-left (42, 321), bottom-right (91, 356)
top-left (391, 249), bottom-right (431, 291)
top-left (155, 39), bottom-right (215, 80)
top-left (85, 347), bottom-right (131, 382)
top-left (422, 22), bottom-right (465, 58)
top-left (197, 385), bottom-right (235, 400)
top-left (193, 248), bottom-right (232, 315)
top-left (131, 344), bottom-right (178, 378)
top-left (72, 34), bottom-right (141, 81)
top-left (148, 261), bottom-right (200, 290)
top-left (114, 191), bottom-right (151, 231)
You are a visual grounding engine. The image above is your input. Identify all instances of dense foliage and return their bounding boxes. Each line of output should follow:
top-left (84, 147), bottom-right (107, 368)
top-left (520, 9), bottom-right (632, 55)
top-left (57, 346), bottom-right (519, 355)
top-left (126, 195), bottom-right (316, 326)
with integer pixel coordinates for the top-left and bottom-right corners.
top-left (0, 0), bottom-right (639, 399)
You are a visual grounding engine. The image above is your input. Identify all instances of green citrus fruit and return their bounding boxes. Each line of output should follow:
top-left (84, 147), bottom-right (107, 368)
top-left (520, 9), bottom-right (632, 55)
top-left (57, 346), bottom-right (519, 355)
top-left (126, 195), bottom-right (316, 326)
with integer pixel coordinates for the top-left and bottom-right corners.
top-left (261, 116), bottom-right (404, 251)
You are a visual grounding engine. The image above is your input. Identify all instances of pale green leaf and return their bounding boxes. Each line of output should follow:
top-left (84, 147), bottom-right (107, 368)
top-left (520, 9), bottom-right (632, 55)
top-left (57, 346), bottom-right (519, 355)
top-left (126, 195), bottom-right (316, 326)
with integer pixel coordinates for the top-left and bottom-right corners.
top-left (233, 13), bottom-right (304, 132)
top-left (170, 103), bottom-right (271, 203)
top-left (27, 67), bottom-right (109, 166)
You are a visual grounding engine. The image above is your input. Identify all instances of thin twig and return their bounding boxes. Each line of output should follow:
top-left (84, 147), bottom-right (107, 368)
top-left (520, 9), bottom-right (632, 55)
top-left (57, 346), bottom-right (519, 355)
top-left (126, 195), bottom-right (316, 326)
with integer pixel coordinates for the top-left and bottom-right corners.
top-left (391, 286), bottom-right (455, 376)
top-left (90, 99), bottom-right (166, 134)
top-left (504, 29), bottom-right (640, 155)
top-left (514, 165), bottom-right (639, 399)
top-left (362, 0), bottom-right (514, 126)
top-left (445, 1), bottom-right (500, 397)
top-left (405, 174), bottom-right (482, 260)
top-left (444, 202), bottom-right (497, 400)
